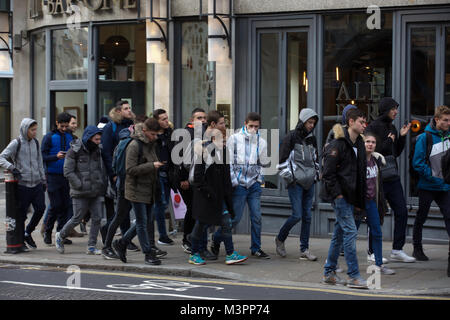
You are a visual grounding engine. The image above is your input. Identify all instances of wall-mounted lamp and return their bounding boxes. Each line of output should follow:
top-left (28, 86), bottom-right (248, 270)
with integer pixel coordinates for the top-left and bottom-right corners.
top-left (145, 0), bottom-right (170, 64)
top-left (200, 0), bottom-right (232, 63)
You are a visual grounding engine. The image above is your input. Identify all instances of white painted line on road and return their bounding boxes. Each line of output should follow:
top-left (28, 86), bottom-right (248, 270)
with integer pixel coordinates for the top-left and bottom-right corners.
top-left (0, 280), bottom-right (234, 300)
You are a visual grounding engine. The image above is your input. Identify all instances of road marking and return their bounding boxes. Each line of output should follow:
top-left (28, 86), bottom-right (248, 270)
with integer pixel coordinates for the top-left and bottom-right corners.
top-left (0, 280), bottom-right (233, 300)
top-left (73, 269), bottom-right (450, 300)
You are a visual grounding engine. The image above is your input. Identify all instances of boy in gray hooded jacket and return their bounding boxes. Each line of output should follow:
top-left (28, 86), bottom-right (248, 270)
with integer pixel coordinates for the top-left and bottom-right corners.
top-left (0, 118), bottom-right (46, 251)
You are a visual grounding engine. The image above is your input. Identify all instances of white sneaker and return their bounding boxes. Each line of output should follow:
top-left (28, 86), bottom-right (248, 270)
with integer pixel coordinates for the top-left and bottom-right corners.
top-left (367, 253), bottom-right (389, 264)
top-left (390, 250), bottom-right (416, 263)
top-left (299, 249), bottom-right (317, 261)
top-left (379, 265), bottom-right (396, 275)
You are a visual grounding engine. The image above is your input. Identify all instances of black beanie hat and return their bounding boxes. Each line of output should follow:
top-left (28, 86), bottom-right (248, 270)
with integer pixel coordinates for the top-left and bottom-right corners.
top-left (378, 97), bottom-right (399, 116)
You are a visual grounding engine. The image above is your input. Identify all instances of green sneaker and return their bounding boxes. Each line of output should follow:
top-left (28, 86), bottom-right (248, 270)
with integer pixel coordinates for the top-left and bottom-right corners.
top-left (225, 251), bottom-right (248, 265)
top-left (189, 253), bottom-right (206, 265)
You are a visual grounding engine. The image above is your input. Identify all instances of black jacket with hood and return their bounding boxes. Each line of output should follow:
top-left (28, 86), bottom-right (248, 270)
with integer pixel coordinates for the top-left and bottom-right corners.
top-left (365, 97), bottom-right (406, 158)
top-left (320, 124), bottom-right (367, 209)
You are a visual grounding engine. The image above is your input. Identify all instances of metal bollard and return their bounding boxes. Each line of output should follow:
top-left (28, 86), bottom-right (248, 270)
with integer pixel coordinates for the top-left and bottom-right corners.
top-left (4, 170), bottom-right (24, 254)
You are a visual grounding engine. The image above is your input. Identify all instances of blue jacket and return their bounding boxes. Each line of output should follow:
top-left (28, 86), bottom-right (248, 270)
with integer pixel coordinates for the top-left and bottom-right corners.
top-left (101, 119), bottom-right (134, 179)
top-left (412, 121), bottom-right (450, 191)
top-left (42, 129), bottom-right (74, 175)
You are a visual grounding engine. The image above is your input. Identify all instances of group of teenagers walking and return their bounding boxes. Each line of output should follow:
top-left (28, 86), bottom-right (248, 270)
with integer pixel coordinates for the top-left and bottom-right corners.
top-left (1, 98), bottom-right (449, 289)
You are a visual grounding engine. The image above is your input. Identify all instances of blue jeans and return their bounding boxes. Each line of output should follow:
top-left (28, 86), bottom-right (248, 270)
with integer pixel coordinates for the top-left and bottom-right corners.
top-left (324, 197), bottom-right (360, 279)
top-left (153, 174), bottom-right (170, 239)
top-left (194, 203), bottom-right (234, 255)
top-left (365, 200), bottom-right (383, 266)
top-left (277, 183), bottom-right (314, 252)
top-left (124, 202), bottom-right (155, 254)
top-left (214, 183), bottom-right (262, 253)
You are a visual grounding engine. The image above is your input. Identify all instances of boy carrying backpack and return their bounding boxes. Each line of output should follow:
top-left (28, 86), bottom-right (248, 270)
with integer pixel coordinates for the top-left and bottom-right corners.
top-left (411, 105), bottom-right (450, 275)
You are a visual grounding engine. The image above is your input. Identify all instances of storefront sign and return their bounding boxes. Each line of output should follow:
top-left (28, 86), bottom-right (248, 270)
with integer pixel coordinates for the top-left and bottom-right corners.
top-left (44, 0), bottom-right (137, 15)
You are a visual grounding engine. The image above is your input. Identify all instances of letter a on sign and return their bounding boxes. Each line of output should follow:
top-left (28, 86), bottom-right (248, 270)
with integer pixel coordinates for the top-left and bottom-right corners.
top-left (366, 5), bottom-right (381, 30)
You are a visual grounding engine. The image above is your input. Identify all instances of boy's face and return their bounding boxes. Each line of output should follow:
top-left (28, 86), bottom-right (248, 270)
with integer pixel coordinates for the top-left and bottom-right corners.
top-left (27, 124), bottom-right (37, 140)
top-left (56, 121), bottom-right (69, 133)
top-left (388, 107), bottom-right (398, 121)
top-left (143, 128), bottom-right (158, 142)
top-left (245, 120), bottom-right (260, 134)
top-left (191, 112), bottom-right (207, 125)
top-left (69, 117), bottom-right (78, 131)
top-left (120, 104), bottom-right (133, 119)
top-left (349, 117), bottom-right (366, 134)
top-left (90, 134), bottom-right (102, 145)
top-left (157, 112), bottom-right (169, 129)
top-left (304, 118), bottom-right (316, 133)
top-left (435, 114), bottom-right (450, 132)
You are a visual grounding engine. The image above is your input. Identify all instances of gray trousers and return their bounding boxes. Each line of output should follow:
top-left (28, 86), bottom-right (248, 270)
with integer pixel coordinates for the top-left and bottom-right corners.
top-left (60, 197), bottom-right (103, 248)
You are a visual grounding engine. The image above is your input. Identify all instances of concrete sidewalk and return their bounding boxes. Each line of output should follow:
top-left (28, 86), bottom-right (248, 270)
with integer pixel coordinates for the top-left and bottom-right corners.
top-left (0, 218), bottom-right (449, 297)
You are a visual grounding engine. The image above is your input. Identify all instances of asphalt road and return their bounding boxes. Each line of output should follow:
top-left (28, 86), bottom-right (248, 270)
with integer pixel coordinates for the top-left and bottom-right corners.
top-left (0, 263), bottom-right (431, 302)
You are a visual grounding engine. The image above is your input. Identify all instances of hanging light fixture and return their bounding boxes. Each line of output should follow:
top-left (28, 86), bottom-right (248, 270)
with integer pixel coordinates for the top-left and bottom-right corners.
top-left (205, 0), bottom-right (232, 63)
top-left (146, 0), bottom-right (169, 64)
top-left (0, 3), bottom-right (12, 74)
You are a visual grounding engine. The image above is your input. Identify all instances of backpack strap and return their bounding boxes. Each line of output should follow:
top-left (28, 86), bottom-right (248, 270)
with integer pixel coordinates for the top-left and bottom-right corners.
top-left (112, 122), bottom-right (117, 134)
top-left (425, 131), bottom-right (433, 166)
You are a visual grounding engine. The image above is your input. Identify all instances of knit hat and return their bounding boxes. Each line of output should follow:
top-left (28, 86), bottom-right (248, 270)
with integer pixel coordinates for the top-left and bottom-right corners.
top-left (341, 104), bottom-right (357, 125)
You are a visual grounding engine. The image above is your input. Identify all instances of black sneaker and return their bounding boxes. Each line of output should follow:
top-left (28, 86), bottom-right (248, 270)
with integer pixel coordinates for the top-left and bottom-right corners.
top-left (19, 244), bottom-right (30, 253)
top-left (24, 234), bottom-right (37, 249)
top-left (158, 236), bottom-right (174, 246)
top-left (43, 232), bottom-right (52, 246)
top-left (200, 249), bottom-right (218, 261)
top-left (113, 239), bottom-right (127, 263)
top-left (102, 247), bottom-right (119, 260)
top-left (145, 251), bottom-right (162, 265)
top-left (210, 242), bottom-right (220, 256)
top-left (151, 246), bottom-right (167, 258)
top-left (127, 241), bottom-right (140, 252)
top-left (251, 249), bottom-right (270, 259)
top-left (63, 238), bottom-right (73, 245)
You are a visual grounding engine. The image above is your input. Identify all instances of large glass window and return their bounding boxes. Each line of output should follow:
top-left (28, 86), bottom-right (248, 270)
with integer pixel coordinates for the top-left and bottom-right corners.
top-left (33, 31), bottom-right (46, 142)
top-left (445, 27), bottom-right (450, 106)
top-left (323, 13), bottom-right (393, 145)
top-left (52, 28), bottom-right (88, 80)
top-left (181, 21), bottom-right (212, 126)
top-left (98, 23), bottom-right (147, 118)
top-left (0, 78), bottom-right (10, 151)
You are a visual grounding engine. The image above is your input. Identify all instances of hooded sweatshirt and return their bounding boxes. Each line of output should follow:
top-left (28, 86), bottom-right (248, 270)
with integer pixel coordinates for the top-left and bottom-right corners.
top-left (0, 118), bottom-right (46, 187)
top-left (412, 119), bottom-right (450, 191)
top-left (227, 125), bottom-right (268, 188)
top-left (278, 108), bottom-right (319, 189)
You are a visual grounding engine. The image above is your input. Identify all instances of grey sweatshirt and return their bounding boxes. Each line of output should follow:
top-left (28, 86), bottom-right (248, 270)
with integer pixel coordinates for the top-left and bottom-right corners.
top-left (0, 118), bottom-right (46, 187)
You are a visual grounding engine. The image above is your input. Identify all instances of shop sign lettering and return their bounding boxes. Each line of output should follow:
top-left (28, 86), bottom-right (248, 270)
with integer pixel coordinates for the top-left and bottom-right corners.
top-left (44, 0), bottom-right (137, 15)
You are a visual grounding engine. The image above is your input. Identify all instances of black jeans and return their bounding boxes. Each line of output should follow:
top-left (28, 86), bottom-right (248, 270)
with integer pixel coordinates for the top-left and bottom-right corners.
top-left (413, 189), bottom-right (450, 246)
top-left (181, 188), bottom-right (195, 242)
top-left (17, 183), bottom-right (46, 236)
top-left (383, 179), bottom-right (408, 250)
top-left (103, 195), bottom-right (132, 249)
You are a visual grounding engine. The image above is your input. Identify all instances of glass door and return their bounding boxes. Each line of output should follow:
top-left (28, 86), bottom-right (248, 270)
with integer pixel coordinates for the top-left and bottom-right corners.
top-left (50, 91), bottom-right (88, 139)
top-left (406, 23), bottom-right (448, 200)
top-left (257, 28), bottom-right (309, 194)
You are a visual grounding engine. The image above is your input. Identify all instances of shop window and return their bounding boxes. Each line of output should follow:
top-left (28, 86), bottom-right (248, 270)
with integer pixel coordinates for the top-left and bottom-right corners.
top-left (445, 27), bottom-right (450, 106)
top-left (0, 78), bottom-right (10, 151)
top-left (98, 23), bottom-right (147, 119)
top-left (52, 28), bottom-right (88, 80)
top-left (323, 13), bottom-right (393, 145)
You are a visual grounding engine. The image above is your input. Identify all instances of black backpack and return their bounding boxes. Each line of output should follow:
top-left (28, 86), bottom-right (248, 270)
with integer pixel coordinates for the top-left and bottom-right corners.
top-left (408, 132), bottom-right (433, 180)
